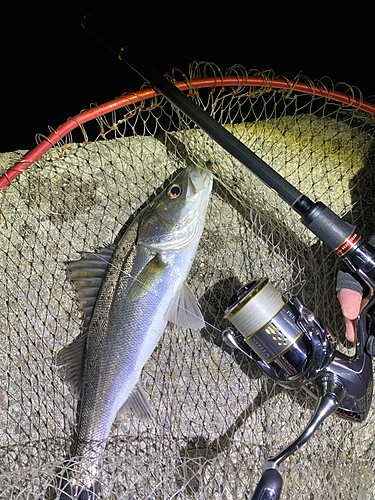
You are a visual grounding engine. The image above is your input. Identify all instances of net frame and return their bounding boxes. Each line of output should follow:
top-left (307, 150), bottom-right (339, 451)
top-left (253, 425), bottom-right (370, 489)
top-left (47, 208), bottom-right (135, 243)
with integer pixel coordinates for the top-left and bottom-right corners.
top-left (2, 66), bottom-right (375, 190)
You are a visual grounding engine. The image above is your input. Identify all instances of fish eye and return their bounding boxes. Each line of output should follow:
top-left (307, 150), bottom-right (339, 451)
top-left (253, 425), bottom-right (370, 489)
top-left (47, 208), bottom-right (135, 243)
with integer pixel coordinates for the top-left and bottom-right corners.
top-left (167, 183), bottom-right (182, 199)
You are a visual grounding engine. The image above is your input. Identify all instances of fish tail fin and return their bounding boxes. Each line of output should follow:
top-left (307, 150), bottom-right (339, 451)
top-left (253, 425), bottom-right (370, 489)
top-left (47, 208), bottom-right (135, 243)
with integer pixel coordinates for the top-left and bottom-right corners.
top-left (50, 459), bottom-right (101, 500)
top-left (54, 481), bottom-right (99, 499)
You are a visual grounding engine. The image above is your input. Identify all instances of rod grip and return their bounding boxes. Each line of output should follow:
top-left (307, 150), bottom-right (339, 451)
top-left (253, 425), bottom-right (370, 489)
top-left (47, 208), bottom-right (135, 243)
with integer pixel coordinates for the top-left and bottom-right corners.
top-left (300, 202), bottom-right (356, 251)
top-left (251, 468), bottom-right (282, 500)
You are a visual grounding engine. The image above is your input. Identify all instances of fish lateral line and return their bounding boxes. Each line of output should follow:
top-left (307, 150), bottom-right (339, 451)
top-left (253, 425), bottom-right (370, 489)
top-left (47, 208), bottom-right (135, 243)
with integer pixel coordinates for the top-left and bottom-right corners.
top-left (71, 248), bottom-right (222, 333)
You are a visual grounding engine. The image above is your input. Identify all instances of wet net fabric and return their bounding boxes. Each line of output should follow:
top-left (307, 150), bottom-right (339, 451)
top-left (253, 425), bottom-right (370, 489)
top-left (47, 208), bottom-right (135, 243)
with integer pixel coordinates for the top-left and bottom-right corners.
top-left (1, 65), bottom-right (375, 499)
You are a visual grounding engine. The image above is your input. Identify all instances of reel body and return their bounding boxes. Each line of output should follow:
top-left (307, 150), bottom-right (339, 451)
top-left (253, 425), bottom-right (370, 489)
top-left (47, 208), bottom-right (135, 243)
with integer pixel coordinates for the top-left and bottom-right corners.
top-left (223, 277), bottom-right (373, 421)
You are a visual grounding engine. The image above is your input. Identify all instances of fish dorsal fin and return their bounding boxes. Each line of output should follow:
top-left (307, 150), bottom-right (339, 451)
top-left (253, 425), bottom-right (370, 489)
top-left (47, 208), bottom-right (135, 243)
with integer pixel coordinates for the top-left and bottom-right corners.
top-left (117, 383), bottom-right (152, 422)
top-left (66, 246), bottom-right (115, 330)
top-left (56, 247), bottom-right (115, 396)
top-left (55, 332), bottom-right (87, 397)
top-left (164, 282), bottom-right (205, 329)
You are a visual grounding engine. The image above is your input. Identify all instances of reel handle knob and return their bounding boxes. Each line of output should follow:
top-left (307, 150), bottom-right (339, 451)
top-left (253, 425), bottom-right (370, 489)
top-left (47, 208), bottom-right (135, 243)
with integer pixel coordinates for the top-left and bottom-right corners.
top-left (251, 467), bottom-right (282, 500)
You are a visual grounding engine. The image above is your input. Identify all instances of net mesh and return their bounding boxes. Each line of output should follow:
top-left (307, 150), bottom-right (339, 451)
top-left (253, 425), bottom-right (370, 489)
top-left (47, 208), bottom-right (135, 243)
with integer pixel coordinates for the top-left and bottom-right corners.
top-left (1, 63), bottom-right (375, 499)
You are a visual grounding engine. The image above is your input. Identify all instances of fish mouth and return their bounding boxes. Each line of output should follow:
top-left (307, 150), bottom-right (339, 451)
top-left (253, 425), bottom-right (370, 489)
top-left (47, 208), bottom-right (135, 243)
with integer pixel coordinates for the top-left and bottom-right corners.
top-left (187, 162), bottom-right (213, 196)
top-left (190, 161), bottom-right (213, 176)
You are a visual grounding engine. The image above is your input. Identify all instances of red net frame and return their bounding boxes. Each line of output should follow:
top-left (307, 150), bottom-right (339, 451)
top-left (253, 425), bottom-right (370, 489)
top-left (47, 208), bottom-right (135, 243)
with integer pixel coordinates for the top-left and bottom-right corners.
top-left (2, 73), bottom-right (375, 190)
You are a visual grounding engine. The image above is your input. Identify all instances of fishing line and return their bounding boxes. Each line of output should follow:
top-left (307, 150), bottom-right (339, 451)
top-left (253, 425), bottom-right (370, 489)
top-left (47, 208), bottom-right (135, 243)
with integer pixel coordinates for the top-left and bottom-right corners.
top-left (227, 280), bottom-right (285, 337)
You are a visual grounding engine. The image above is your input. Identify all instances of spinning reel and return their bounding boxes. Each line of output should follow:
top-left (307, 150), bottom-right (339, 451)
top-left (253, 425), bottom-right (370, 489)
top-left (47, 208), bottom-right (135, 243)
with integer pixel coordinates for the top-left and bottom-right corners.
top-left (223, 275), bottom-right (374, 500)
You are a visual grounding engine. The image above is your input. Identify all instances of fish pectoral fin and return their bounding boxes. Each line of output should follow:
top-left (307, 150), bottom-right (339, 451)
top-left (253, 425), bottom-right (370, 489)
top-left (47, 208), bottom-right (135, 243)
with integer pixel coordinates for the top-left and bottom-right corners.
top-left (117, 383), bottom-right (152, 422)
top-left (127, 253), bottom-right (168, 301)
top-left (164, 281), bottom-right (205, 329)
top-left (55, 332), bottom-right (86, 397)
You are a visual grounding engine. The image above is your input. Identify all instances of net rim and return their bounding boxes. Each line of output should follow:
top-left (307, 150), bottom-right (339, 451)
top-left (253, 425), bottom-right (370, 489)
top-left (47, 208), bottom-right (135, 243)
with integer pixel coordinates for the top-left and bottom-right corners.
top-left (1, 74), bottom-right (375, 190)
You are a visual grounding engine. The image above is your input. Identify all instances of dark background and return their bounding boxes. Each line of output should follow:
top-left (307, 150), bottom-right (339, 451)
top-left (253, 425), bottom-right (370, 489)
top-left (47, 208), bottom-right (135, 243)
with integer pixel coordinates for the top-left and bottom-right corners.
top-left (1, 0), bottom-right (375, 153)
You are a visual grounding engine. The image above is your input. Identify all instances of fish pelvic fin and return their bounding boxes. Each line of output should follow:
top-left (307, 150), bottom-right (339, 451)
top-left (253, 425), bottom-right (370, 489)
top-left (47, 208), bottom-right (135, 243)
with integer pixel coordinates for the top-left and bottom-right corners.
top-left (164, 281), bottom-right (205, 329)
top-left (117, 383), bottom-right (152, 422)
top-left (127, 253), bottom-right (168, 302)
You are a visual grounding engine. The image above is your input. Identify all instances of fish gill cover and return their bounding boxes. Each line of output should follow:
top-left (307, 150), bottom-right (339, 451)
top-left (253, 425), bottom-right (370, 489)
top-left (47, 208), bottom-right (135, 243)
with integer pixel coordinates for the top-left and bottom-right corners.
top-left (1, 63), bottom-right (375, 499)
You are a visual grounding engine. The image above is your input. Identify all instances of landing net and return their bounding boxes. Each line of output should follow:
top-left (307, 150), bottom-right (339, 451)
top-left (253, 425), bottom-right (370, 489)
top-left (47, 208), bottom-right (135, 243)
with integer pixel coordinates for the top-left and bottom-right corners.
top-left (1, 63), bottom-right (375, 499)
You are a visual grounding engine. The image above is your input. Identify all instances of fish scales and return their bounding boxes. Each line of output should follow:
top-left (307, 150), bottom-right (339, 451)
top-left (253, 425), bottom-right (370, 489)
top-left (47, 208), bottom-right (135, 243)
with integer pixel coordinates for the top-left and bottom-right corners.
top-left (55, 162), bottom-right (213, 499)
top-left (77, 237), bottom-right (192, 448)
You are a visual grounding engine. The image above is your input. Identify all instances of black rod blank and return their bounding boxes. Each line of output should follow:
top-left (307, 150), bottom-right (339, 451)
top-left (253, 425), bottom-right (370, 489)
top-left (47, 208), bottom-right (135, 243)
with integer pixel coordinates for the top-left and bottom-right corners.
top-left (119, 47), bottom-right (314, 215)
top-left (82, 16), bottom-right (313, 216)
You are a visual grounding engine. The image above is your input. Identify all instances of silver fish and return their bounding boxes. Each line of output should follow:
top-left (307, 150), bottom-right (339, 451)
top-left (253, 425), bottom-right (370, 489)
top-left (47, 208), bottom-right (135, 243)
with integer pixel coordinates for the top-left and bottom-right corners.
top-left (55, 162), bottom-right (213, 499)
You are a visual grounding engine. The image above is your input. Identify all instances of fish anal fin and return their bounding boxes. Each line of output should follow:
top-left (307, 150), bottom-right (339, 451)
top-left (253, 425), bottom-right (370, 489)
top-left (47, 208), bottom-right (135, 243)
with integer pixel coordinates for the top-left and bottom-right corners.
top-left (55, 332), bottom-right (87, 397)
top-left (117, 383), bottom-right (152, 422)
top-left (164, 281), bottom-right (205, 329)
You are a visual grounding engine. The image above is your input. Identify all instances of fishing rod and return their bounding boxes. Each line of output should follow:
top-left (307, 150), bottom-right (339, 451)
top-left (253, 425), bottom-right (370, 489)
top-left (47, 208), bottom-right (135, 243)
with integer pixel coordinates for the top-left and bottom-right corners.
top-left (82, 16), bottom-right (375, 500)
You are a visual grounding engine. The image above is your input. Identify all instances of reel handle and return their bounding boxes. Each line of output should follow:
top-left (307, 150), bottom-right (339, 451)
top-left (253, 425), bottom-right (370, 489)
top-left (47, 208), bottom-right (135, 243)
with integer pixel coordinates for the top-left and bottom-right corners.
top-left (251, 468), bottom-right (282, 500)
top-left (251, 376), bottom-right (343, 499)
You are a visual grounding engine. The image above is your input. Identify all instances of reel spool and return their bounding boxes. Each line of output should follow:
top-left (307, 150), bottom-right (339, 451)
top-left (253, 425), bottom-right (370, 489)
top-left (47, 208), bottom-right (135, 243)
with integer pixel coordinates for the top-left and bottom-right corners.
top-left (223, 277), bottom-right (336, 390)
top-left (224, 277), bottom-right (311, 377)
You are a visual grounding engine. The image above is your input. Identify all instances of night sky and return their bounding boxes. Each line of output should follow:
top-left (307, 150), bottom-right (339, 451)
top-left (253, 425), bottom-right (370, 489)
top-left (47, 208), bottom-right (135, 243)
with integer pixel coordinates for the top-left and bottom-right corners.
top-left (2, 0), bottom-right (375, 153)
